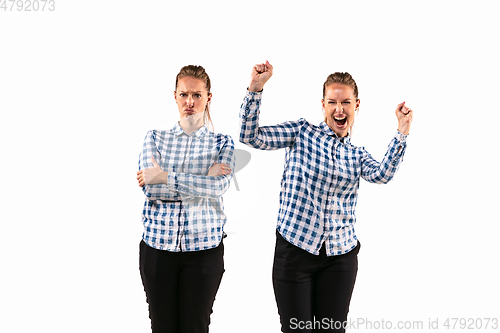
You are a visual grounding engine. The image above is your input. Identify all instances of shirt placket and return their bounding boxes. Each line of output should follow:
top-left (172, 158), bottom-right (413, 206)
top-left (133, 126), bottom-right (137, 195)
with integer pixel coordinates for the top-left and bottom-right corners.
top-left (325, 139), bottom-right (340, 255)
top-left (178, 134), bottom-right (194, 251)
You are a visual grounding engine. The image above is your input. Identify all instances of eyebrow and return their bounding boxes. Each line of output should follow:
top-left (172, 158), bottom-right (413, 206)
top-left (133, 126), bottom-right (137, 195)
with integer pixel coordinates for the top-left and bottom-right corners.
top-left (327, 98), bottom-right (352, 101)
top-left (179, 90), bottom-right (203, 93)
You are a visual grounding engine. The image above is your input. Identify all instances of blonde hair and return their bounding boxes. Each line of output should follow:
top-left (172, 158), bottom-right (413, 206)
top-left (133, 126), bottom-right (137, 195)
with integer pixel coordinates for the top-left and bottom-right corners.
top-left (175, 65), bottom-right (214, 131)
top-left (323, 72), bottom-right (359, 100)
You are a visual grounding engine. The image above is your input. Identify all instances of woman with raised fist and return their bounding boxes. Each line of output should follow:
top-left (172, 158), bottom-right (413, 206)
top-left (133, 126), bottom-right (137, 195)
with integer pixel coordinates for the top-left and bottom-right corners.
top-left (239, 61), bottom-right (413, 332)
top-left (136, 65), bottom-right (235, 333)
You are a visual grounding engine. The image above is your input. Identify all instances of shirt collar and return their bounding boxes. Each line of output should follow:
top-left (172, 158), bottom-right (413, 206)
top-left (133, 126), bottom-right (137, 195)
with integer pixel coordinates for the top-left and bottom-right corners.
top-left (319, 121), bottom-right (350, 144)
top-left (173, 122), bottom-right (208, 138)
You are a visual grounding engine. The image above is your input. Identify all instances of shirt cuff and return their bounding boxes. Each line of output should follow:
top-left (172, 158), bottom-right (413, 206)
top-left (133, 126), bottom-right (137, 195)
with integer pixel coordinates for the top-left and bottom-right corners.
top-left (166, 171), bottom-right (177, 191)
top-left (396, 130), bottom-right (408, 143)
top-left (246, 89), bottom-right (263, 97)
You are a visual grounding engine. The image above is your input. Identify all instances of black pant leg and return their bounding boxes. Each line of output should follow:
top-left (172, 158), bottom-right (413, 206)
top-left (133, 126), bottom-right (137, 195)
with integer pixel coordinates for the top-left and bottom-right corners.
top-left (177, 241), bottom-right (225, 333)
top-left (139, 240), bottom-right (180, 333)
top-left (313, 242), bottom-right (360, 332)
top-left (273, 231), bottom-right (319, 333)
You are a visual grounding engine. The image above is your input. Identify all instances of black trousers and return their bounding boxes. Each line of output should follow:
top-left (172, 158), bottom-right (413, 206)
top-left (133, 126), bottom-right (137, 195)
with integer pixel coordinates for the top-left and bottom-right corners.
top-left (139, 240), bottom-right (224, 333)
top-left (273, 231), bottom-right (360, 333)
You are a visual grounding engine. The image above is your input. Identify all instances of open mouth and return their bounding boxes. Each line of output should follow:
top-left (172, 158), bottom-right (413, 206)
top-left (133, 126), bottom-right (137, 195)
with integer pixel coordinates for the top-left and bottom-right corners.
top-left (334, 116), bottom-right (347, 128)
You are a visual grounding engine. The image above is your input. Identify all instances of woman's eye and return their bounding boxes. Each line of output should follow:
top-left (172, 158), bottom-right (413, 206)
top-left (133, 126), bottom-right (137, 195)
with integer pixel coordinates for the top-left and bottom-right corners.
top-left (195, 94), bottom-right (201, 98)
top-left (342, 101), bottom-right (350, 104)
top-left (179, 93), bottom-right (186, 97)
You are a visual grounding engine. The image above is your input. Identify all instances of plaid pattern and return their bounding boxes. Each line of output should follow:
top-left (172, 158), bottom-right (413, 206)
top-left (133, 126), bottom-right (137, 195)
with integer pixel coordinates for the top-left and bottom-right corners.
top-left (139, 123), bottom-right (235, 252)
top-left (239, 90), bottom-right (407, 256)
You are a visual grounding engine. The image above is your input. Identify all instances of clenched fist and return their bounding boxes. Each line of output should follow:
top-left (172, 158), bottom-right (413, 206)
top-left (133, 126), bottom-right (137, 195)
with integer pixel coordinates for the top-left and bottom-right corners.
top-left (395, 102), bottom-right (413, 135)
top-left (249, 60), bottom-right (273, 92)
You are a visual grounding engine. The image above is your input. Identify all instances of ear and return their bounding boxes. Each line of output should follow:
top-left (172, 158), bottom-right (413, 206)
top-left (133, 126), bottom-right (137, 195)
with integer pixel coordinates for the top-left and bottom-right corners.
top-left (174, 90), bottom-right (177, 103)
top-left (207, 93), bottom-right (212, 104)
top-left (355, 99), bottom-right (360, 110)
top-left (321, 98), bottom-right (325, 109)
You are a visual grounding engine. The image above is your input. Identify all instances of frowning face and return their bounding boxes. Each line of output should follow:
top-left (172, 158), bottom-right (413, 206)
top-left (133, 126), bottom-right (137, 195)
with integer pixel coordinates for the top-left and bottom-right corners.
top-left (174, 76), bottom-right (212, 119)
top-left (322, 83), bottom-right (360, 137)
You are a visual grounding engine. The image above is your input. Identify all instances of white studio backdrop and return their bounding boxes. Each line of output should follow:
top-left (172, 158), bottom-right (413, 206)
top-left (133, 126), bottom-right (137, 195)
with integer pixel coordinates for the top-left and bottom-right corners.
top-left (1, 0), bottom-right (499, 332)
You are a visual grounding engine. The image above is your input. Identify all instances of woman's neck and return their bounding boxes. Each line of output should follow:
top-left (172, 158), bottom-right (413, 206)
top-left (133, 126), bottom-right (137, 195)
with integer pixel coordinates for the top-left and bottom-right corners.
top-left (179, 112), bottom-right (205, 135)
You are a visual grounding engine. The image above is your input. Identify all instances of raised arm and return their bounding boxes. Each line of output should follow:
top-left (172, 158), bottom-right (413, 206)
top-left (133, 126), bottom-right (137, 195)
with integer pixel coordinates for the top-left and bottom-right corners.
top-left (239, 61), bottom-right (302, 150)
top-left (361, 132), bottom-right (408, 184)
top-left (361, 102), bottom-right (413, 183)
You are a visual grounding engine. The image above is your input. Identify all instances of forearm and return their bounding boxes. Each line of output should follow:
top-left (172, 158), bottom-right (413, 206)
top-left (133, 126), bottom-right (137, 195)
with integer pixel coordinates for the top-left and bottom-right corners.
top-left (239, 90), bottom-right (263, 146)
top-left (239, 90), bottom-right (301, 150)
top-left (142, 185), bottom-right (183, 201)
top-left (172, 172), bottom-right (232, 199)
top-left (169, 136), bottom-right (234, 199)
top-left (142, 172), bottom-right (189, 201)
top-left (362, 131), bottom-right (407, 184)
top-left (143, 169), bottom-right (233, 200)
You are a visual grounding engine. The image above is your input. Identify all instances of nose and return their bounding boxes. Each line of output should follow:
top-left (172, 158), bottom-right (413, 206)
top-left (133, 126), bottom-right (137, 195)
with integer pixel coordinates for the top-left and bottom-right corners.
top-left (186, 95), bottom-right (194, 107)
top-left (334, 102), bottom-right (343, 113)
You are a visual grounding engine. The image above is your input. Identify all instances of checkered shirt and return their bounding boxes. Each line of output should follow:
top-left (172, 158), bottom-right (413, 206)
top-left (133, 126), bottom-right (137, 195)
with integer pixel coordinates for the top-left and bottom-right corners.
top-left (138, 123), bottom-right (235, 252)
top-left (239, 90), bottom-right (408, 256)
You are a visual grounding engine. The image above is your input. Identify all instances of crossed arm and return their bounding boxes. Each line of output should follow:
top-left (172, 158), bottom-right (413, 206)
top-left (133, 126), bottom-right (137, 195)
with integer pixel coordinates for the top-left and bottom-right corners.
top-left (137, 155), bottom-right (232, 187)
top-left (136, 132), bottom-right (235, 200)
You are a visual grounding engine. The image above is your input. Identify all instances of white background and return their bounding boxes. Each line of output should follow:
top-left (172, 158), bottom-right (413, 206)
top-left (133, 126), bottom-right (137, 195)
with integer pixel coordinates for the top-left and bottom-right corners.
top-left (1, 0), bottom-right (499, 332)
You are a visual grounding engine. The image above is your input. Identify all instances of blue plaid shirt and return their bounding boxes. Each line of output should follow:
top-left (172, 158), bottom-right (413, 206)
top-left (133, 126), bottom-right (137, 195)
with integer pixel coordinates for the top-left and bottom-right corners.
top-left (239, 90), bottom-right (408, 256)
top-left (138, 123), bottom-right (235, 252)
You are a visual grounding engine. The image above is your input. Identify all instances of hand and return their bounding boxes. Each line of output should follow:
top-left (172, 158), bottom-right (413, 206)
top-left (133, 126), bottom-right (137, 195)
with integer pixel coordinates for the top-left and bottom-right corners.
top-left (395, 102), bottom-right (413, 135)
top-left (137, 156), bottom-right (168, 187)
top-left (248, 60), bottom-right (273, 92)
top-left (207, 163), bottom-right (232, 177)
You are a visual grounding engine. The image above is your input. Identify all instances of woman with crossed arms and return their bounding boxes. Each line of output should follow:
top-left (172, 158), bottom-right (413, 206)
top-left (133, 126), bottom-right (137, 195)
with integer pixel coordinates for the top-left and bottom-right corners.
top-left (239, 61), bottom-right (413, 332)
top-left (137, 65), bottom-right (234, 333)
